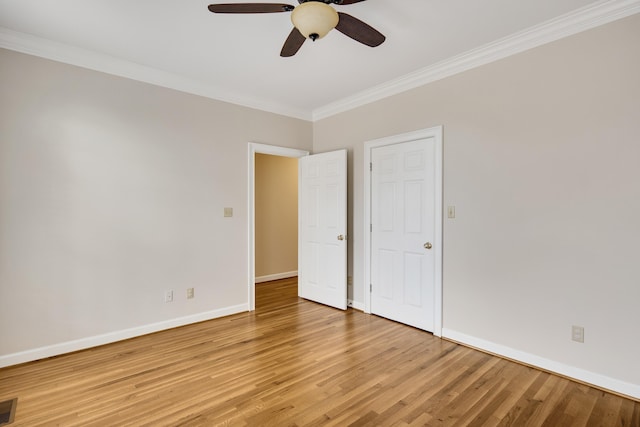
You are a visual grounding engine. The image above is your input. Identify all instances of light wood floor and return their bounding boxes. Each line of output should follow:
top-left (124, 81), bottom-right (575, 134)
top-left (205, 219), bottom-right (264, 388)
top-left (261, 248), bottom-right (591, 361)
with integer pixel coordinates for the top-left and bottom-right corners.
top-left (1, 278), bottom-right (638, 426)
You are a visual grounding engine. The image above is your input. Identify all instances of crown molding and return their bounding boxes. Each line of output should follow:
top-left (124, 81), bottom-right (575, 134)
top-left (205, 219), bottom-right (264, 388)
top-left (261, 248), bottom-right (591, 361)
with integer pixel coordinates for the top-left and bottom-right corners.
top-left (0, 27), bottom-right (312, 121)
top-left (312, 0), bottom-right (640, 121)
top-left (2, 0), bottom-right (638, 122)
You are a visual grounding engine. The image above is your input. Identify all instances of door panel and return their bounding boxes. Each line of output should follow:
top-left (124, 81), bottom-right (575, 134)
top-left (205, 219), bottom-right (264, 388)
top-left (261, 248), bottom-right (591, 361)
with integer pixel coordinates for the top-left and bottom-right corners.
top-left (298, 150), bottom-right (347, 310)
top-left (371, 138), bottom-right (435, 331)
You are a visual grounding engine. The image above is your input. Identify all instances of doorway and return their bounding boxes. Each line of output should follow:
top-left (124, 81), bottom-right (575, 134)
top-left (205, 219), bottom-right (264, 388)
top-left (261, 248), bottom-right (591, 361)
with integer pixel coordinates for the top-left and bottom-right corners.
top-left (363, 127), bottom-right (443, 336)
top-left (248, 143), bottom-right (309, 311)
top-left (254, 153), bottom-right (299, 284)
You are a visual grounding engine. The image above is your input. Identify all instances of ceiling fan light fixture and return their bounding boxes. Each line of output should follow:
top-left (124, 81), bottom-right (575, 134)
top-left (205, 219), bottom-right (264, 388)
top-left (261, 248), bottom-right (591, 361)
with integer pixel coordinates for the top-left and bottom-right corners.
top-left (291, 2), bottom-right (339, 41)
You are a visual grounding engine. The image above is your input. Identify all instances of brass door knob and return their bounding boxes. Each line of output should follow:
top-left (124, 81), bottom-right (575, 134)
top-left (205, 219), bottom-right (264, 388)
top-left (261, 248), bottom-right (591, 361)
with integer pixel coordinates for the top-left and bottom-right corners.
top-left (424, 242), bottom-right (432, 250)
top-left (338, 235), bottom-right (345, 241)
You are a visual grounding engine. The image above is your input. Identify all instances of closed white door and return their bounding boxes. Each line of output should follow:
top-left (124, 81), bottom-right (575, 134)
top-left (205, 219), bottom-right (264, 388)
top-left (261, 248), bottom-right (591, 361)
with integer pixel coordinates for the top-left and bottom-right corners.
top-left (371, 138), bottom-right (436, 331)
top-left (298, 150), bottom-right (347, 310)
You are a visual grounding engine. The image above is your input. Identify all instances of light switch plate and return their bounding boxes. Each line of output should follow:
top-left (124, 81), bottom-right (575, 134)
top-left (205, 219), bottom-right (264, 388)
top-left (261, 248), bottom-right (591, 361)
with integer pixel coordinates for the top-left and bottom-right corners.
top-left (447, 206), bottom-right (456, 219)
top-left (572, 325), bottom-right (584, 343)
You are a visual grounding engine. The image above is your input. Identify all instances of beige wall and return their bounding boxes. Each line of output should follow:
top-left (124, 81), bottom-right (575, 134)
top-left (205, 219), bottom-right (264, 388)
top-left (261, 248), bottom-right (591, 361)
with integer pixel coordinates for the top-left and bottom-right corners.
top-left (0, 48), bottom-right (312, 364)
top-left (313, 14), bottom-right (640, 395)
top-left (255, 154), bottom-right (298, 279)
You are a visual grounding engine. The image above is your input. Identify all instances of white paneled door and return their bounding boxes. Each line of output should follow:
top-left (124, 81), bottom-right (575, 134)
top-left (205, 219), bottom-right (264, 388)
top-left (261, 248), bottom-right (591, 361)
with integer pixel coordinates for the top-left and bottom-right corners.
top-left (371, 138), bottom-right (436, 331)
top-left (298, 150), bottom-right (347, 310)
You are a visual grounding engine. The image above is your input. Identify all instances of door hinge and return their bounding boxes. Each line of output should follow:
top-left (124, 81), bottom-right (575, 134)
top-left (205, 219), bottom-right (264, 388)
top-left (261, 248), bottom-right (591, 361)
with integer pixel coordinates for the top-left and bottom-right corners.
top-left (370, 223), bottom-right (372, 232)
top-left (370, 283), bottom-right (372, 292)
top-left (370, 162), bottom-right (372, 171)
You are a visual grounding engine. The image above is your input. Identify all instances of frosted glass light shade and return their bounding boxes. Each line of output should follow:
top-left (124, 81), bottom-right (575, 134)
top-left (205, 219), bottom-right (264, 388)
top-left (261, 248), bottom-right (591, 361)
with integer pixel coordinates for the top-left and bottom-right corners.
top-left (291, 2), bottom-right (339, 40)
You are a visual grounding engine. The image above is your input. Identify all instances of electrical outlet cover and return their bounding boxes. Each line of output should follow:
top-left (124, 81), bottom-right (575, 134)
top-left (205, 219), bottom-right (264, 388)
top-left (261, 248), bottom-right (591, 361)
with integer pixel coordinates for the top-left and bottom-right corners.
top-left (165, 290), bottom-right (174, 303)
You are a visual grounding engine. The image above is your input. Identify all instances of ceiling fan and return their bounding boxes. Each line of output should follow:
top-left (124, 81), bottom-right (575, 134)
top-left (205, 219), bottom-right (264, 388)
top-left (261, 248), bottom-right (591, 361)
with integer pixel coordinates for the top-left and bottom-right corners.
top-left (207, 0), bottom-right (385, 57)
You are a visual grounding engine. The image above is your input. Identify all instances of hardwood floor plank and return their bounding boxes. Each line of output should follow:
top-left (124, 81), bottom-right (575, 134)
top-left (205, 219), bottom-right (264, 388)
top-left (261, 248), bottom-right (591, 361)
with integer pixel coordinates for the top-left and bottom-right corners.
top-left (566, 387), bottom-right (602, 426)
top-left (1, 278), bottom-right (638, 426)
top-left (586, 390), bottom-right (623, 427)
top-left (617, 397), bottom-right (640, 427)
top-left (520, 374), bottom-right (573, 426)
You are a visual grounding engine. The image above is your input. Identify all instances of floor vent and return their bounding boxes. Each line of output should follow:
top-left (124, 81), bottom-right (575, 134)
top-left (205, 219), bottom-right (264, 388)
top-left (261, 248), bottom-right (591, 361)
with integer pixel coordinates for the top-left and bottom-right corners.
top-left (0, 398), bottom-right (17, 426)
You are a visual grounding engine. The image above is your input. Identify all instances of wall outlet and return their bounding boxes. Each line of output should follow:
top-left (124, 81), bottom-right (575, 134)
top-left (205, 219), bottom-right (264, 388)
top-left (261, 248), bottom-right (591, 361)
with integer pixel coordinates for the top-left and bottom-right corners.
top-left (164, 290), bottom-right (174, 303)
top-left (572, 325), bottom-right (584, 343)
top-left (187, 287), bottom-right (195, 299)
top-left (224, 207), bottom-right (233, 217)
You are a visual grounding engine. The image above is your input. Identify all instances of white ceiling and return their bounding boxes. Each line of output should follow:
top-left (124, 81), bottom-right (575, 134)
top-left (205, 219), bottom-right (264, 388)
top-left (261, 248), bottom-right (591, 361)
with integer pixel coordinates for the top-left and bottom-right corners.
top-left (0, 0), bottom-right (637, 120)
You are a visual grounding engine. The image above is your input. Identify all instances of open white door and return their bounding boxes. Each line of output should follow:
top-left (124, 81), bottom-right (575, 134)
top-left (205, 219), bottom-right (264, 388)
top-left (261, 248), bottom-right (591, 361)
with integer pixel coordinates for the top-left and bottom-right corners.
top-left (298, 150), bottom-right (347, 310)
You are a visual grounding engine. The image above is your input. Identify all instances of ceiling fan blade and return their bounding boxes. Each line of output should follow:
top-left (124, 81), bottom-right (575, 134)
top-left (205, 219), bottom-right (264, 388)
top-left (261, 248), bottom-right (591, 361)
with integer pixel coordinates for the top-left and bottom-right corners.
top-left (208, 3), bottom-right (294, 13)
top-left (335, 0), bottom-right (368, 5)
top-left (280, 27), bottom-right (306, 57)
top-left (335, 12), bottom-right (385, 47)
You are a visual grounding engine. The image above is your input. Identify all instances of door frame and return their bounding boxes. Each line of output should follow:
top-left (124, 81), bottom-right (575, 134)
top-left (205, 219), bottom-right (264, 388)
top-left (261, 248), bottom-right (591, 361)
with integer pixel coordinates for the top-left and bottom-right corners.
top-left (248, 143), bottom-right (309, 311)
top-left (363, 126), bottom-right (443, 336)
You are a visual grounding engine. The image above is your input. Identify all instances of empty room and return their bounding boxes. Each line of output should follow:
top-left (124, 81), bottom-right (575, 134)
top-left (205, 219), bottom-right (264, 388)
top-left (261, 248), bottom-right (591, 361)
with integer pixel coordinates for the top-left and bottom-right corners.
top-left (1, 0), bottom-right (639, 425)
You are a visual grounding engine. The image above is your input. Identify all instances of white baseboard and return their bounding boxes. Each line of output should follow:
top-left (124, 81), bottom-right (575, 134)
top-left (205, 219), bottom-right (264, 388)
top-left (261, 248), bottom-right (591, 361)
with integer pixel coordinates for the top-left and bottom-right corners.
top-left (442, 328), bottom-right (640, 400)
top-left (255, 271), bottom-right (298, 283)
top-left (0, 304), bottom-right (248, 368)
